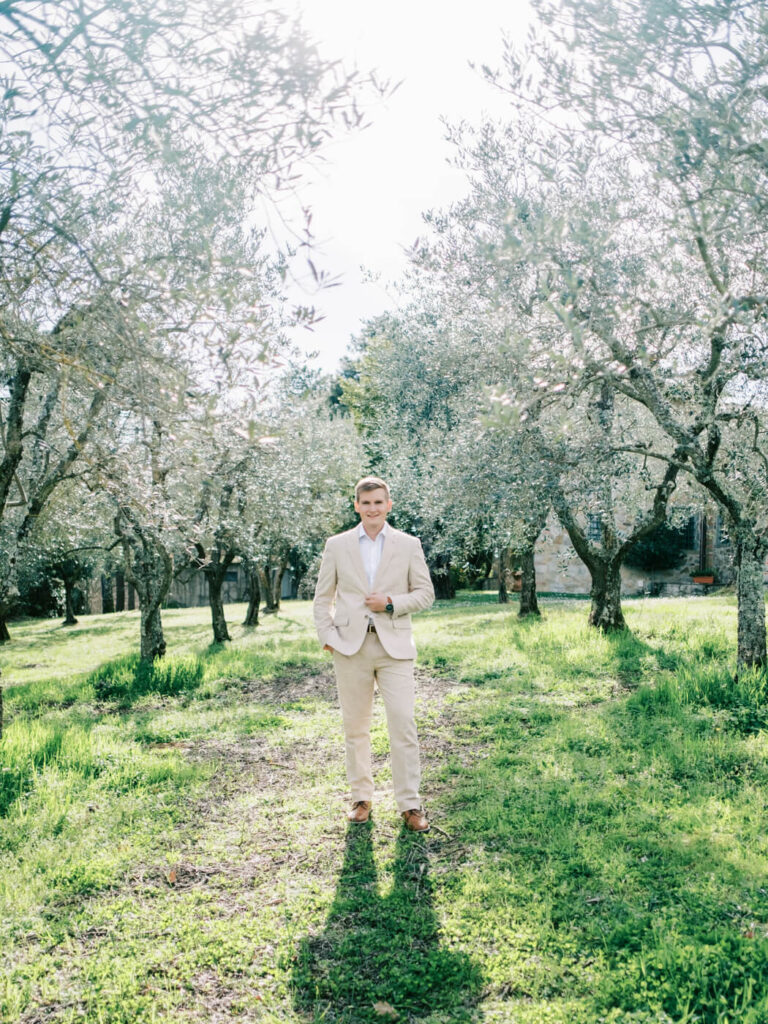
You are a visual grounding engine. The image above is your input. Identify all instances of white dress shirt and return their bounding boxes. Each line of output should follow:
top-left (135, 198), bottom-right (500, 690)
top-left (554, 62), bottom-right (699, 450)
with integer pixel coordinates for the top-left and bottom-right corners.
top-left (358, 520), bottom-right (389, 590)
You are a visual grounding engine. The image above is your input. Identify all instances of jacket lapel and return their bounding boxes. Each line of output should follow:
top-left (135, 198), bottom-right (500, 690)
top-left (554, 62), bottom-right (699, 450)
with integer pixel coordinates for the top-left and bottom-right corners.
top-left (347, 529), bottom-right (370, 590)
top-left (373, 529), bottom-right (397, 590)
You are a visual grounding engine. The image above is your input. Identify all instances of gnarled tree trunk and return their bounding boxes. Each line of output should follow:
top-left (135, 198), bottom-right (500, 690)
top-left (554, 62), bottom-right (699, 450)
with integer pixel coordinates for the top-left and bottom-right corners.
top-left (205, 553), bottom-right (234, 644)
top-left (243, 559), bottom-right (261, 627)
top-left (139, 602), bottom-right (167, 662)
top-left (554, 496), bottom-right (628, 633)
top-left (261, 557), bottom-right (287, 613)
top-left (207, 572), bottom-right (231, 643)
top-left (587, 558), bottom-right (625, 631)
top-left (260, 567), bottom-right (279, 613)
top-left (734, 528), bottom-right (768, 671)
top-left (431, 570), bottom-right (457, 600)
top-left (270, 561), bottom-right (285, 609)
top-left (498, 547), bottom-right (512, 604)
top-left (517, 544), bottom-right (541, 618)
top-left (116, 510), bottom-right (173, 663)
top-left (101, 575), bottom-right (115, 614)
top-left (428, 553), bottom-right (457, 600)
top-left (62, 577), bottom-right (79, 626)
top-left (553, 447), bottom-right (677, 633)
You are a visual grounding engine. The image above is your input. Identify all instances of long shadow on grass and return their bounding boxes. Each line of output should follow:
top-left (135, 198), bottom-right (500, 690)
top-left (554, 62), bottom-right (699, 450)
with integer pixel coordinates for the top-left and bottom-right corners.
top-left (603, 629), bottom-right (671, 689)
top-left (4, 619), bottom-right (140, 650)
top-left (292, 824), bottom-right (482, 1024)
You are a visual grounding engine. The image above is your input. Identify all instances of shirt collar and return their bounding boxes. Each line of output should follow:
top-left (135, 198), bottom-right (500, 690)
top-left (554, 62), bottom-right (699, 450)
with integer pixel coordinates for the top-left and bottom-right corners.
top-left (357, 521), bottom-right (390, 541)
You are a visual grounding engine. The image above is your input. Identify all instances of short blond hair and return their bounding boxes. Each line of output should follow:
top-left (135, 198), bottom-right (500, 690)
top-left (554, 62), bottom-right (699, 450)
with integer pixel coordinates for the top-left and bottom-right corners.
top-left (354, 475), bottom-right (390, 501)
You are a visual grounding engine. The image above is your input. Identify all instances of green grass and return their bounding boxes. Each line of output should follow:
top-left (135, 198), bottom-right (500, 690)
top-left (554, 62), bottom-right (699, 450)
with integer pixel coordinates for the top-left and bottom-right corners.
top-left (2, 593), bottom-right (768, 1023)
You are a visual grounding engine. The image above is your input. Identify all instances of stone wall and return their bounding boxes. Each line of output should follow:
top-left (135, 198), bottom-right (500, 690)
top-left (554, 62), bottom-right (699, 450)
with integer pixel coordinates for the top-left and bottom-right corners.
top-left (532, 512), bottom-right (739, 595)
top-left (168, 566), bottom-right (247, 608)
top-left (533, 517), bottom-right (646, 595)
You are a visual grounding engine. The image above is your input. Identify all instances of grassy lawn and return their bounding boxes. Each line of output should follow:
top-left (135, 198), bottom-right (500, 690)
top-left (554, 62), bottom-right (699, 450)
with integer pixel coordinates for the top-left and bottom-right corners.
top-left (2, 593), bottom-right (768, 1023)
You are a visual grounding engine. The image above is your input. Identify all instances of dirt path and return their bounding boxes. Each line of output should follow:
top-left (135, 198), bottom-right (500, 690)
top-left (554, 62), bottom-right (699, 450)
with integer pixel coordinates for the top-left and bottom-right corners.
top-left (17, 668), bottom-right (477, 1024)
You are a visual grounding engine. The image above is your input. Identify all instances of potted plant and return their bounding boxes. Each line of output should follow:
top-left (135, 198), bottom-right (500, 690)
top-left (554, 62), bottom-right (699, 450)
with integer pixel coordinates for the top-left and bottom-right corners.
top-left (692, 569), bottom-right (715, 584)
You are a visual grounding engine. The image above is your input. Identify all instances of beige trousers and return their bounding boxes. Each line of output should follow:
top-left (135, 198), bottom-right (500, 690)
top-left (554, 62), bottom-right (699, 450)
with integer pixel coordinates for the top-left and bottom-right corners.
top-left (333, 630), bottom-right (420, 811)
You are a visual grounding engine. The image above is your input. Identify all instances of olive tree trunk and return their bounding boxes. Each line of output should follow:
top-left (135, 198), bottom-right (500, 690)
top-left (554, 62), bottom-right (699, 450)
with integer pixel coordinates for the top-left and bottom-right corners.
top-left (553, 454), bottom-right (677, 633)
top-left (734, 528), bottom-right (768, 671)
top-left (498, 547), bottom-right (512, 604)
top-left (586, 558), bottom-right (625, 631)
top-left (429, 553), bottom-right (457, 599)
top-left (261, 557), bottom-right (287, 613)
top-left (270, 562), bottom-right (285, 609)
top-left (139, 602), bottom-right (167, 662)
top-left (116, 511), bottom-right (173, 663)
top-left (62, 577), bottom-right (79, 626)
top-left (207, 574), bottom-right (230, 643)
top-left (517, 544), bottom-right (541, 619)
top-left (555, 509), bottom-right (629, 632)
top-left (260, 567), bottom-right (278, 613)
top-left (242, 559), bottom-right (261, 627)
top-left (205, 558), bottom-right (234, 644)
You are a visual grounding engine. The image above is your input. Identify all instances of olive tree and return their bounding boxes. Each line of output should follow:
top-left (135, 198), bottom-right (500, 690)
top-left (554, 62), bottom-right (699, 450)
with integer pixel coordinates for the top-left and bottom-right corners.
top-left (0, 0), bottom-right (369, 643)
top-left (391, 144), bottom-right (682, 630)
top-left (487, 0), bottom-right (768, 665)
top-left (15, 481), bottom-right (116, 626)
top-left (235, 393), bottom-right (363, 617)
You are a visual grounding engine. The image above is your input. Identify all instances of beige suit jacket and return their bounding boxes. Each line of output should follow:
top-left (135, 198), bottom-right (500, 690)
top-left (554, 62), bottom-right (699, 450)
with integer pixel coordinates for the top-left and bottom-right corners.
top-left (313, 526), bottom-right (435, 659)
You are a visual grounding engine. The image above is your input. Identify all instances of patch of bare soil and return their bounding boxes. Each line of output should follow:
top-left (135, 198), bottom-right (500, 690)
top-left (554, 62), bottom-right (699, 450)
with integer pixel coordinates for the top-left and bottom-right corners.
top-left (152, 664), bottom-right (469, 871)
top-left (237, 667), bottom-right (462, 707)
top-left (238, 670), bottom-right (337, 704)
top-left (414, 666), bottom-right (465, 701)
top-left (183, 969), bottom-right (243, 1024)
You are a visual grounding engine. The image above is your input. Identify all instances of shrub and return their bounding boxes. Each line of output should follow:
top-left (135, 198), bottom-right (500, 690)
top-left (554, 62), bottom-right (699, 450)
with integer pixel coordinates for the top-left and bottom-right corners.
top-left (624, 521), bottom-right (691, 572)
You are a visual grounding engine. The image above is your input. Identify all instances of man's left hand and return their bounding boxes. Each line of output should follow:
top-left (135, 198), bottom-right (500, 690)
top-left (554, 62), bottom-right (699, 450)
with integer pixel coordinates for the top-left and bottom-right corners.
top-left (365, 593), bottom-right (390, 613)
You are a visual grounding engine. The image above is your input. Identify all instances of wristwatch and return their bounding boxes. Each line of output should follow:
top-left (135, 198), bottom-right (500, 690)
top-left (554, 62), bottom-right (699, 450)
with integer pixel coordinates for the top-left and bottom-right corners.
top-left (385, 600), bottom-right (394, 614)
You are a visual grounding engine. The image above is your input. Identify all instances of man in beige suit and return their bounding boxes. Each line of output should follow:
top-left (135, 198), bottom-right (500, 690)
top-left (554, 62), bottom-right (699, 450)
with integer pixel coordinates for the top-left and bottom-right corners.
top-left (313, 476), bottom-right (435, 831)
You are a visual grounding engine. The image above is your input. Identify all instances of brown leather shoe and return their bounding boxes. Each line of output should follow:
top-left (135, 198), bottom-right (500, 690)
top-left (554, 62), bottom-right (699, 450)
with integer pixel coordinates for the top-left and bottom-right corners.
top-left (401, 808), bottom-right (429, 833)
top-left (347, 800), bottom-right (372, 824)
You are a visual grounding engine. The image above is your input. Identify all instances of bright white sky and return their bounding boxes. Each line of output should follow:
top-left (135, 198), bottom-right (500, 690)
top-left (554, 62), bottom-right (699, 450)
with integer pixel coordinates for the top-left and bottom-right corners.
top-left (274, 0), bottom-right (533, 372)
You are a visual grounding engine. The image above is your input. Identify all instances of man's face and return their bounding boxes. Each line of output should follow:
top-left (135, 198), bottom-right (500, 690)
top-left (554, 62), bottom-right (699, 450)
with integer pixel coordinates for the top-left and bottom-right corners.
top-left (354, 487), bottom-right (392, 528)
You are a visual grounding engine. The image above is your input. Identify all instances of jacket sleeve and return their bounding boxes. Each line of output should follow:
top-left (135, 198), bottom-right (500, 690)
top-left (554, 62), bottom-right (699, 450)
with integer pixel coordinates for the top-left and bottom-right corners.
top-left (391, 538), bottom-right (435, 617)
top-left (313, 539), bottom-right (338, 646)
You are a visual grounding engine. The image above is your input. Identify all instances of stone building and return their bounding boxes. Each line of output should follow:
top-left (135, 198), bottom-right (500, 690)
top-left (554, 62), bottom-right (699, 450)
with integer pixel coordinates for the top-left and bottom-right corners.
top-left (532, 511), bottom-right (741, 596)
top-left (86, 572), bottom-right (137, 615)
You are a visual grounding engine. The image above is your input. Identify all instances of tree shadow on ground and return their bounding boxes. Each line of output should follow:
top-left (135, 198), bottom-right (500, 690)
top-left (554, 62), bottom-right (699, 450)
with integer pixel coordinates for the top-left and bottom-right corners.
top-left (292, 823), bottom-right (482, 1024)
top-left (603, 628), bottom-right (662, 689)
